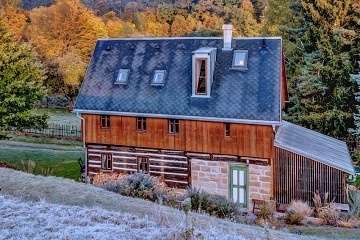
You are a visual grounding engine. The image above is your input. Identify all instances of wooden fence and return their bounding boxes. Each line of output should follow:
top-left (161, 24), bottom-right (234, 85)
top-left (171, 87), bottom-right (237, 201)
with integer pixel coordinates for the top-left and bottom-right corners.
top-left (22, 123), bottom-right (81, 140)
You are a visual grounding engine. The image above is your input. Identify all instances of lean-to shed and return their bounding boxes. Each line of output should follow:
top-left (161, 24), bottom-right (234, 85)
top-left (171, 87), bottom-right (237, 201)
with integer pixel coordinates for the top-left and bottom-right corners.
top-left (274, 121), bottom-right (355, 205)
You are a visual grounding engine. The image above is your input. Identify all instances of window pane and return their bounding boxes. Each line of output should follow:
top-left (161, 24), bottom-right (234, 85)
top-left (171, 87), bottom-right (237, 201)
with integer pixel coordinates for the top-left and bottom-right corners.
top-left (154, 72), bottom-right (164, 83)
top-left (196, 60), bottom-right (207, 94)
top-left (233, 188), bottom-right (238, 202)
top-left (233, 170), bottom-right (238, 185)
top-left (143, 118), bottom-right (146, 130)
top-left (233, 50), bottom-right (247, 67)
top-left (239, 188), bottom-right (245, 203)
top-left (239, 170), bottom-right (244, 185)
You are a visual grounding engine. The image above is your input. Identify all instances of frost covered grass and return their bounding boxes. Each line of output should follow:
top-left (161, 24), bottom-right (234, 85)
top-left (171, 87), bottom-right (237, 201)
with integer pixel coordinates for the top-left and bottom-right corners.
top-left (0, 168), bottom-right (321, 240)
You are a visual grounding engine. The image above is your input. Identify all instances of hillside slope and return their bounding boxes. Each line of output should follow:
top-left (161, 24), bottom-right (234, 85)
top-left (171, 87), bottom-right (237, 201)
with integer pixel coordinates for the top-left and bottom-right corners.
top-left (0, 168), bottom-right (317, 239)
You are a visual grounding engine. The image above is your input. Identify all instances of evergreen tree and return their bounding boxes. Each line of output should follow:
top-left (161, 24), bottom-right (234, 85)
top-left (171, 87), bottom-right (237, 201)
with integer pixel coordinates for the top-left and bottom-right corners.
top-left (283, 0), bottom-right (360, 137)
top-left (0, 19), bottom-right (47, 139)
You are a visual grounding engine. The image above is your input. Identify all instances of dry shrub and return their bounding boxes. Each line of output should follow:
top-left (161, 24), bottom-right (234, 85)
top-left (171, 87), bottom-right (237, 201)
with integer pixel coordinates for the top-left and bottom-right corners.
top-left (317, 205), bottom-right (340, 226)
top-left (102, 173), bottom-right (176, 205)
top-left (257, 200), bottom-right (276, 222)
top-left (92, 172), bottom-right (123, 185)
top-left (313, 191), bottom-right (339, 226)
top-left (285, 200), bottom-right (312, 225)
top-left (338, 219), bottom-right (360, 228)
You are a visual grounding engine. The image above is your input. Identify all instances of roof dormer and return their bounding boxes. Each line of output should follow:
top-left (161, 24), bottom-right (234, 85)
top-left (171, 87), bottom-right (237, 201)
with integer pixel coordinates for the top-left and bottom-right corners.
top-left (192, 47), bottom-right (217, 98)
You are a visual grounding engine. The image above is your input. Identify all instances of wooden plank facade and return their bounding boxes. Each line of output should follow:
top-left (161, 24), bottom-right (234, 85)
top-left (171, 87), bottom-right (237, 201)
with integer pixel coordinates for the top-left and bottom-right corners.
top-left (82, 114), bottom-right (275, 160)
top-left (87, 144), bottom-right (189, 188)
top-left (274, 147), bottom-right (347, 205)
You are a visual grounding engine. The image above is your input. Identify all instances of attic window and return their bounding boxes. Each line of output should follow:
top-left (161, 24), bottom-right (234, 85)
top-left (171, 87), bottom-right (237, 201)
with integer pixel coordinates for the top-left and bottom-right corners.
top-left (151, 70), bottom-right (166, 86)
top-left (232, 50), bottom-right (248, 68)
top-left (195, 59), bottom-right (207, 95)
top-left (115, 69), bottom-right (130, 85)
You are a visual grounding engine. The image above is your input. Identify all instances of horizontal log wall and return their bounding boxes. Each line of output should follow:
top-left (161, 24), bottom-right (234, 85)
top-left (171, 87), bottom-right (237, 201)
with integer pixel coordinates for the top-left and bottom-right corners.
top-left (275, 147), bottom-right (346, 205)
top-left (83, 114), bottom-right (274, 159)
top-left (87, 144), bottom-right (189, 188)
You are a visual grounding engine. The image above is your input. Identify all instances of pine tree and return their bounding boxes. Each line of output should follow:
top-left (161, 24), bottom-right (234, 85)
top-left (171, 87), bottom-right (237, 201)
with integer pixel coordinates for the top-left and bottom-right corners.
top-left (283, 0), bottom-right (360, 137)
top-left (0, 19), bottom-right (47, 139)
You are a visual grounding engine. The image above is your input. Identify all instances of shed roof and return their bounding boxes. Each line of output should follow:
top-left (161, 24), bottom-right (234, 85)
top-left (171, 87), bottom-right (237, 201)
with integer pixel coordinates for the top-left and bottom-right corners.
top-left (275, 121), bottom-right (355, 175)
top-left (74, 37), bottom-right (283, 125)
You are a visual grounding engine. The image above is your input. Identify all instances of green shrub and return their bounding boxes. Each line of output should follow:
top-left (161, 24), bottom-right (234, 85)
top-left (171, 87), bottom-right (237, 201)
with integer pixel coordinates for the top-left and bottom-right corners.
top-left (102, 173), bottom-right (175, 204)
top-left (185, 186), bottom-right (239, 219)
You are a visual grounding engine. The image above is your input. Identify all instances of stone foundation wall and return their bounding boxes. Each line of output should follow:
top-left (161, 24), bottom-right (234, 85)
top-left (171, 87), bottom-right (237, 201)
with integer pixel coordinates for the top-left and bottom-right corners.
top-left (191, 159), bottom-right (229, 197)
top-left (248, 164), bottom-right (271, 201)
top-left (191, 159), bottom-right (272, 209)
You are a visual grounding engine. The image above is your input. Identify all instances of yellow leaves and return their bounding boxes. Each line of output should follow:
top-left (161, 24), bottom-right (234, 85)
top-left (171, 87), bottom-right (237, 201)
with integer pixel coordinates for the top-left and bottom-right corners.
top-left (57, 51), bottom-right (87, 86)
top-left (106, 19), bottom-right (124, 38)
top-left (0, 5), bottom-right (27, 41)
top-left (27, 0), bottom-right (108, 59)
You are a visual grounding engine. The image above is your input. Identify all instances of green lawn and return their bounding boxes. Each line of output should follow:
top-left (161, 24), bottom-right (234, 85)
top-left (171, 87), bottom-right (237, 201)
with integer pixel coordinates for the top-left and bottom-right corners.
top-left (0, 147), bottom-right (84, 180)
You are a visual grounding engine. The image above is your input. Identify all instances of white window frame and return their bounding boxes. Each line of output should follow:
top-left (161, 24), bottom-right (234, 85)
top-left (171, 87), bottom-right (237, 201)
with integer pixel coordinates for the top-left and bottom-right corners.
top-left (115, 69), bottom-right (130, 85)
top-left (232, 50), bottom-right (248, 69)
top-left (101, 154), bottom-right (112, 170)
top-left (151, 70), bottom-right (166, 86)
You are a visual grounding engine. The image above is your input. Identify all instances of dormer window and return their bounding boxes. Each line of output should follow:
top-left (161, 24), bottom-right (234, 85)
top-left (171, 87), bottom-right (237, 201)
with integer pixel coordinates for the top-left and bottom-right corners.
top-left (232, 50), bottom-right (248, 68)
top-left (115, 69), bottom-right (130, 84)
top-left (151, 70), bottom-right (166, 86)
top-left (192, 47), bottom-right (217, 97)
top-left (196, 59), bottom-right (207, 94)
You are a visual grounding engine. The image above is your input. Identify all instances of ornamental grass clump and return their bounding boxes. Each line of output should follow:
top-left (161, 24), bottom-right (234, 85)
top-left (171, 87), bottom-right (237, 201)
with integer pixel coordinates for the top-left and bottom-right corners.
top-left (102, 172), bottom-right (175, 205)
top-left (313, 191), bottom-right (340, 226)
top-left (285, 200), bottom-right (312, 225)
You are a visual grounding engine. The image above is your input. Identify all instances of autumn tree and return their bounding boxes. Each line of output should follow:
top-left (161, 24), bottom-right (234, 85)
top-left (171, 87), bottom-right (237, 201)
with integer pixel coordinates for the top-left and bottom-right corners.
top-left (0, 0), bottom-right (28, 41)
top-left (26, 0), bottom-right (108, 109)
top-left (0, 19), bottom-right (47, 139)
top-left (231, 0), bottom-right (261, 37)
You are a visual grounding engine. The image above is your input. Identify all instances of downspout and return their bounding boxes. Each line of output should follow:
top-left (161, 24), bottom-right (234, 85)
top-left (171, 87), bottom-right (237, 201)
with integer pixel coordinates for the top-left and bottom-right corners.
top-left (77, 113), bottom-right (87, 184)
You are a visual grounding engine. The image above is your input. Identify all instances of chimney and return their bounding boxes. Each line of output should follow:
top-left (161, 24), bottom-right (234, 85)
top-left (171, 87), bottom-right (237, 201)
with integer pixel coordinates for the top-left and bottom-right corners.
top-left (222, 24), bottom-right (233, 51)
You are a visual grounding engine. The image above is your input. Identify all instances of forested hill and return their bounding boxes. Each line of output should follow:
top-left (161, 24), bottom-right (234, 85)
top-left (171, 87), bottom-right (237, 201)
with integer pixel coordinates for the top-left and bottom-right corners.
top-left (1, 0), bottom-right (359, 140)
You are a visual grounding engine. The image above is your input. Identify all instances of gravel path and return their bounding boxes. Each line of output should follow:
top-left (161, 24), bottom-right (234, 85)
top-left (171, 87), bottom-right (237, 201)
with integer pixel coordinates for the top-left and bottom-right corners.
top-left (0, 140), bottom-right (84, 151)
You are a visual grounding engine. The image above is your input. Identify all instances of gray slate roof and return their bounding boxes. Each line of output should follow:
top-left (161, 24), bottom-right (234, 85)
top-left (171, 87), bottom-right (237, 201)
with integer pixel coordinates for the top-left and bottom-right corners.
top-left (74, 37), bottom-right (283, 124)
top-left (275, 121), bottom-right (355, 175)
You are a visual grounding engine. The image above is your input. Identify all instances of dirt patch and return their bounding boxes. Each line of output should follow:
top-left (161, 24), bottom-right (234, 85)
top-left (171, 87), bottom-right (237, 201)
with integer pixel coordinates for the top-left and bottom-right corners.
top-left (0, 162), bottom-right (22, 171)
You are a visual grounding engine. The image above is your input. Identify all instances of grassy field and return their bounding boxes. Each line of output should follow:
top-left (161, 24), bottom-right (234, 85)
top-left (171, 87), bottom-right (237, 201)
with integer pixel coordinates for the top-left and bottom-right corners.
top-left (31, 107), bottom-right (80, 127)
top-left (0, 142), bottom-right (84, 180)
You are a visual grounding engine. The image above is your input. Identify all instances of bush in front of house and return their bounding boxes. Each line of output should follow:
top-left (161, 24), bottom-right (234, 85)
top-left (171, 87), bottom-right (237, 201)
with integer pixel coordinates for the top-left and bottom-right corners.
top-left (285, 200), bottom-right (312, 225)
top-left (185, 186), bottom-right (240, 220)
top-left (102, 172), bottom-right (175, 205)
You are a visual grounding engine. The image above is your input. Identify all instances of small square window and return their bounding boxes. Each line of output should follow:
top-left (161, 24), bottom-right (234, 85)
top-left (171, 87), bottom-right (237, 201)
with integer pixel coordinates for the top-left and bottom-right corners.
top-left (232, 50), bottom-right (248, 68)
top-left (101, 154), bottom-right (112, 170)
top-left (115, 69), bottom-right (130, 84)
top-left (101, 115), bottom-right (110, 129)
top-left (137, 156), bottom-right (149, 173)
top-left (151, 70), bottom-right (166, 86)
top-left (169, 119), bottom-right (179, 134)
top-left (137, 117), bottom-right (146, 131)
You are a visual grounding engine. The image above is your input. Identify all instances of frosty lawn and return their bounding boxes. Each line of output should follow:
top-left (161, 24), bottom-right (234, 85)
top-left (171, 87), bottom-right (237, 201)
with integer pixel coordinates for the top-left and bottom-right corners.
top-left (0, 168), bottom-right (319, 240)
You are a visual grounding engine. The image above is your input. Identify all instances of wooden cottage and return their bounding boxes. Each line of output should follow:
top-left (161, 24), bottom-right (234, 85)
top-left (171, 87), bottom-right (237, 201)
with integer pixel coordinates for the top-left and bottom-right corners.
top-left (73, 25), bottom-right (354, 209)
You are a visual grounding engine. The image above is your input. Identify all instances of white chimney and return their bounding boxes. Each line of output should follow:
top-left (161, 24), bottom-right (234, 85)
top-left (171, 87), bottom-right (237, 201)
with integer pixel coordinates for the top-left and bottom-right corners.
top-left (222, 24), bottom-right (233, 51)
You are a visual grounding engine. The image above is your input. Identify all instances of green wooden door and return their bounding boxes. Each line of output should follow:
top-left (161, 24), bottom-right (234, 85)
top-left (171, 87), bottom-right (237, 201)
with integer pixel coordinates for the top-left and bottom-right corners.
top-left (229, 165), bottom-right (248, 207)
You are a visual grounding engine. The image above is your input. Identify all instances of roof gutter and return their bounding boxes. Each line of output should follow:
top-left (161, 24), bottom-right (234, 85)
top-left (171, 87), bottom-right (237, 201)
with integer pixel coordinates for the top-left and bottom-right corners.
top-left (73, 109), bottom-right (282, 126)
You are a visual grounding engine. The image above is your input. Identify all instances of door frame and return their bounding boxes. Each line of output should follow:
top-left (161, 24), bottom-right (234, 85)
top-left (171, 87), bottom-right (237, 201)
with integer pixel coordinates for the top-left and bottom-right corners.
top-left (228, 164), bottom-right (249, 207)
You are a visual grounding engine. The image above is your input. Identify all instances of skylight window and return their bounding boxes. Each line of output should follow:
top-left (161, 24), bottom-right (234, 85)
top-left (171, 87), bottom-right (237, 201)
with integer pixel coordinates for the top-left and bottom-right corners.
top-left (115, 69), bottom-right (130, 85)
top-left (151, 70), bottom-right (166, 86)
top-left (232, 50), bottom-right (248, 68)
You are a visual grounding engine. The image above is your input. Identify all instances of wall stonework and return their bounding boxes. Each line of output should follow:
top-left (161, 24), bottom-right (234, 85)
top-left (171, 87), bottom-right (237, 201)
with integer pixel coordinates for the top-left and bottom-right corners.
top-left (248, 164), bottom-right (271, 201)
top-left (191, 159), bottom-right (272, 209)
top-left (191, 159), bottom-right (229, 197)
